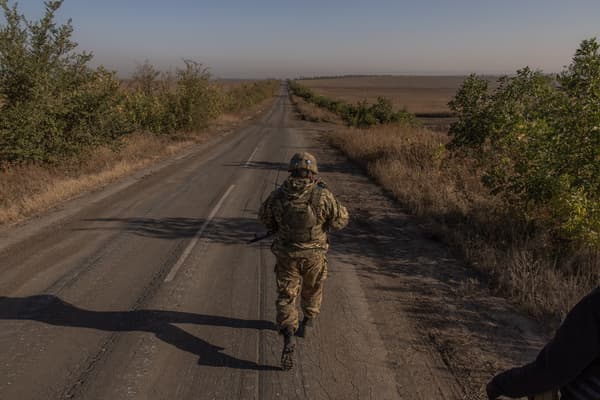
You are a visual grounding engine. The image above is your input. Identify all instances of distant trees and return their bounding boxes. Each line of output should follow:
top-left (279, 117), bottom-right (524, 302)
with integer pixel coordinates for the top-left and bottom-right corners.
top-left (0, 0), bottom-right (129, 163)
top-left (0, 0), bottom-right (278, 164)
top-left (448, 38), bottom-right (600, 246)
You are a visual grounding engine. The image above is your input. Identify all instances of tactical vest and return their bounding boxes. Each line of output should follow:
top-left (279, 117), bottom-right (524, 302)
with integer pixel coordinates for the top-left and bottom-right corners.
top-left (275, 184), bottom-right (324, 245)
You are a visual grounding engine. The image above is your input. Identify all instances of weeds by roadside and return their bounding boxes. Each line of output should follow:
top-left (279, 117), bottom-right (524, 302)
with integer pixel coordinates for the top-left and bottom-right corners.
top-left (326, 122), bottom-right (599, 324)
top-left (289, 95), bottom-right (340, 123)
top-left (0, 133), bottom-right (185, 224)
top-left (0, 1), bottom-right (279, 165)
top-left (299, 38), bottom-right (600, 325)
top-left (288, 80), bottom-right (415, 128)
top-left (0, 101), bottom-right (273, 226)
top-left (289, 81), bottom-right (597, 325)
top-left (0, 1), bottom-right (279, 226)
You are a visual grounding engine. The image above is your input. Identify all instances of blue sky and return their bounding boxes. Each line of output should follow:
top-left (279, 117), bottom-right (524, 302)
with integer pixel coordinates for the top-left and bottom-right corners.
top-left (10, 0), bottom-right (600, 78)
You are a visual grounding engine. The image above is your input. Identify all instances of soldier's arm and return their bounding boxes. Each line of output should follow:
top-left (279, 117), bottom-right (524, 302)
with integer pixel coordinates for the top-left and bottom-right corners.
top-left (322, 189), bottom-right (349, 231)
top-left (489, 287), bottom-right (600, 398)
top-left (258, 192), bottom-right (278, 233)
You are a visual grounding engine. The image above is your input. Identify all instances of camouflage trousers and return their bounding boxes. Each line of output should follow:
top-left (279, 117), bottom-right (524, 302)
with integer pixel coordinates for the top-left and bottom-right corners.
top-left (274, 252), bottom-right (328, 333)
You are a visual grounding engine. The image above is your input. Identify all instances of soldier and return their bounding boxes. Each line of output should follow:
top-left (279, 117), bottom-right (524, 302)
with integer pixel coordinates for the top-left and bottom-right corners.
top-left (259, 152), bottom-right (349, 370)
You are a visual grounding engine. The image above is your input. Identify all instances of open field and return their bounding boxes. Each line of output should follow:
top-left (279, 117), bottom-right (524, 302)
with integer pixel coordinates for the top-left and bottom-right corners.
top-left (298, 76), bottom-right (465, 114)
top-left (297, 75), bottom-right (500, 130)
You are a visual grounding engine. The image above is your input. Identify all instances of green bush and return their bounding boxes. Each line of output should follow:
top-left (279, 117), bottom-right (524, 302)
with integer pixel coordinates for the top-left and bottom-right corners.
top-left (288, 80), bottom-right (415, 128)
top-left (0, 0), bottom-right (130, 163)
top-left (447, 74), bottom-right (491, 148)
top-left (448, 39), bottom-right (600, 246)
top-left (222, 80), bottom-right (279, 113)
top-left (370, 97), bottom-right (395, 123)
top-left (0, 1), bottom-right (279, 164)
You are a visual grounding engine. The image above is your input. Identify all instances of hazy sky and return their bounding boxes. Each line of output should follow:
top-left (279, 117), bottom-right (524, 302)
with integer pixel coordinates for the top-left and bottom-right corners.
top-left (11, 0), bottom-right (600, 78)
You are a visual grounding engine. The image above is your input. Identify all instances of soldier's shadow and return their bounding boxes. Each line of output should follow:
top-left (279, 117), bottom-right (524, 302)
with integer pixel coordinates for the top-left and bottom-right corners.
top-left (0, 295), bottom-right (280, 371)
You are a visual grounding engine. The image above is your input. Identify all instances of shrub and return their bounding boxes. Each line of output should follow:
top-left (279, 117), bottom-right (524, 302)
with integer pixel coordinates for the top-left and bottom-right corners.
top-left (222, 80), bottom-right (279, 113)
top-left (288, 80), bottom-right (415, 128)
top-left (447, 74), bottom-right (491, 148)
top-left (370, 97), bottom-right (395, 123)
top-left (0, 1), bottom-right (280, 162)
top-left (0, 0), bottom-right (130, 163)
top-left (172, 60), bottom-right (221, 131)
top-left (448, 39), bottom-right (600, 246)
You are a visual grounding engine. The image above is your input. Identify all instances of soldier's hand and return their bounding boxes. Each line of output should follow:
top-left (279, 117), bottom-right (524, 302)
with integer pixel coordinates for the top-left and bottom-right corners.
top-left (486, 380), bottom-right (502, 400)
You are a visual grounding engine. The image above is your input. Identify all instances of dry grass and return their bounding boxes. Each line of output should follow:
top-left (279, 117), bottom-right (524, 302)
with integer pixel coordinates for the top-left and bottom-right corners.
top-left (295, 77), bottom-right (599, 322)
top-left (0, 99), bottom-right (272, 227)
top-left (327, 124), bottom-right (490, 221)
top-left (290, 95), bottom-right (341, 123)
top-left (322, 118), bottom-right (599, 324)
top-left (0, 134), bottom-right (196, 225)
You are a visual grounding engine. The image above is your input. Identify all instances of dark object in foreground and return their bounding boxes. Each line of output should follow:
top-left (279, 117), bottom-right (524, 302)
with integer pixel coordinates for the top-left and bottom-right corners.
top-left (487, 286), bottom-right (600, 399)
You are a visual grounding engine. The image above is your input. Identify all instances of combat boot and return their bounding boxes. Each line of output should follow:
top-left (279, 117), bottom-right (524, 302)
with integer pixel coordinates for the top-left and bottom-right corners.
top-left (297, 316), bottom-right (314, 338)
top-left (280, 327), bottom-right (296, 370)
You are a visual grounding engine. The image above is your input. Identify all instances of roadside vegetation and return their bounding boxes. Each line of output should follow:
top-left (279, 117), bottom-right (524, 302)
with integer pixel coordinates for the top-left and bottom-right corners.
top-left (288, 80), bottom-right (415, 128)
top-left (296, 39), bottom-right (600, 323)
top-left (0, 1), bottom-right (278, 225)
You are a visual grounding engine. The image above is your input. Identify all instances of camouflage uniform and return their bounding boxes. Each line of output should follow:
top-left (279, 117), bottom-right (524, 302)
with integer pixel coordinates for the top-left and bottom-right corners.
top-left (259, 154), bottom-right (349, 334)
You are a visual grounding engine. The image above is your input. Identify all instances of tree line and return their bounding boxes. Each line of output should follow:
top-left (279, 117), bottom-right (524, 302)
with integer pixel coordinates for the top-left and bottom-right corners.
top-left (288, 80), bottom-right (415, 128)
top-left (448, 38), bottom-right (600, 247)
top-left (0, 0), bottom-right (278, 165)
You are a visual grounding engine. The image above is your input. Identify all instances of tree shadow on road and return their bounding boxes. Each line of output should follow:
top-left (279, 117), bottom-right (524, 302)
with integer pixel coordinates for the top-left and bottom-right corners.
top-left (223, 159), bottom-right (364, 176)
top-left (223, 160), bottom-right (287, 171)
top-left (0, 295), bottom-right (280, 371)
top-left (76, 217), bottom-right (266, 244)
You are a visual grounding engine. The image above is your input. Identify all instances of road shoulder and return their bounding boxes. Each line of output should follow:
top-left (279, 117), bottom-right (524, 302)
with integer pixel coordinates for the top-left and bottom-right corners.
top-left (0, 99), bottom-right (276, 256)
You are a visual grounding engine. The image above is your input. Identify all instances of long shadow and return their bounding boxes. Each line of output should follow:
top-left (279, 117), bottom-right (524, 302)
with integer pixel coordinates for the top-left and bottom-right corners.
top-left (223, 160), bottom-right (363, 175)
top-left (76, 217), bottom-right (265, 243)
top-left (0, 295), bottom-right (279, 371)
top-left (223, 161), bottom-right (287, 171)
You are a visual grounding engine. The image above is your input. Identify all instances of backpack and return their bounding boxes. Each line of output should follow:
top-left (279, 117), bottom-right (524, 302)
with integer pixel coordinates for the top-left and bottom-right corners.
top-left (276, 183), bottom-right (324, 244)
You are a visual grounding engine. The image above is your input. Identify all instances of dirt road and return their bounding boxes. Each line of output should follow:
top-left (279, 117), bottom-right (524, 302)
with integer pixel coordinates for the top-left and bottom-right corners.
top-left (0, 85), bottom-right (544, 399)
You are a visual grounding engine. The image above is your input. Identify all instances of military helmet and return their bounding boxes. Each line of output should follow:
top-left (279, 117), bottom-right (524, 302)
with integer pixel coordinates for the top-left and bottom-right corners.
top-left (288, 152), bottom-right (318, 174)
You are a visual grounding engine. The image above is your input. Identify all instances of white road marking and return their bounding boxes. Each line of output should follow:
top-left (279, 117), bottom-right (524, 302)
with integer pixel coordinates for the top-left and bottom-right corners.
top-left (244, 145), bottom-right (260, 168)
top-left (164, 184), bottom-right (235, 282)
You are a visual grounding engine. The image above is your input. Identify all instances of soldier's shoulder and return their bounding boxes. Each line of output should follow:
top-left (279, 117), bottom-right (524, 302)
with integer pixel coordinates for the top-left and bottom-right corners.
top-left (314, 180), bottom-right (332, 194)
top-left (266, 186), bottom-right (285, 199)
top-left (316, 182), bottom-right (336, 196)
top-left (319, 187), bottom-right (340, 208)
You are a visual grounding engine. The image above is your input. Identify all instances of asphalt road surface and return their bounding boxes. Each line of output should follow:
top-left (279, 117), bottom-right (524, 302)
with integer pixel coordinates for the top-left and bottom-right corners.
top-left (3, 83), bottom-right (548, 400)
top-left (0, 85), bottom-right (432, 400)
